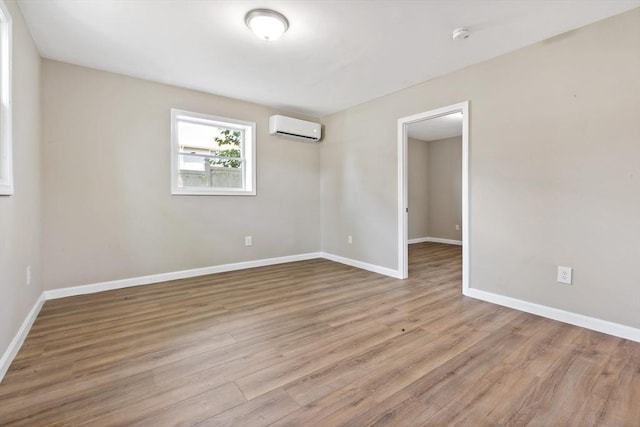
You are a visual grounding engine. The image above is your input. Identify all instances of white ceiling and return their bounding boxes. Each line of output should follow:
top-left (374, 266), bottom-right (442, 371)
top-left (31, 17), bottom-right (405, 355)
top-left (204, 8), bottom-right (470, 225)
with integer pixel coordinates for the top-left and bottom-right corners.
top-left (18, 0), bottom-right (640, 117)
top-left (408, 113), bottom-right (462, 142)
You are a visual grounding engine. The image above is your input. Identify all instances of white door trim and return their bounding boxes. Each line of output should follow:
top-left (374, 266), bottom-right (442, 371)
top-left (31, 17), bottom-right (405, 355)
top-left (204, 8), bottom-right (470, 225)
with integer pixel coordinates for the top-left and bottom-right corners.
top-left (397, 101), bottom-right (470, 294)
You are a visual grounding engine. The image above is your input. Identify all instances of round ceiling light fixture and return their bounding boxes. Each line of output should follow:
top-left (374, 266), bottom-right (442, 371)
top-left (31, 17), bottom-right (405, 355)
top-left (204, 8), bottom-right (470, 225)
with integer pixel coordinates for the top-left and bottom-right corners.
top-left (245, 9), bottom-right (289, 41)
top-left (452, 27), bottom-right (471, 41)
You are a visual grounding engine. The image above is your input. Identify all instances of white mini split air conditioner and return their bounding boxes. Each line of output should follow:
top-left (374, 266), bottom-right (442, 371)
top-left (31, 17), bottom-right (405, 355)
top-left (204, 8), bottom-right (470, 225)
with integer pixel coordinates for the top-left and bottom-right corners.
top-left (269, 115), bottom-right (322, 142)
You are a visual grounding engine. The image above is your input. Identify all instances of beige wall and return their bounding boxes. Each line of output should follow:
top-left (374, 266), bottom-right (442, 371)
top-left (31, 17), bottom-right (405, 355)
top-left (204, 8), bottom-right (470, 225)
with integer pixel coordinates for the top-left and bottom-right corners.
top-left (408, 136), bottom-right (462, 241)
top-left (428, 136), bottom-right (462, 241)
top-left (407, 138), bottom-right (429, 239)
top-left (321, 9), bottom-right (640, 328)
top-left (0, 1), bottom-right (42, 357)
top-left (41, 61), bottom-right (321, 290)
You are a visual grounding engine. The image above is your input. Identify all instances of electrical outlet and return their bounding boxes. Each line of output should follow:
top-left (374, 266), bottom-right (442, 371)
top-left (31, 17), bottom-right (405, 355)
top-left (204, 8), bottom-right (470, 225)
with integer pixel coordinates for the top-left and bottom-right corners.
top-left (347, 235), bottom-right (353, 244)
top-left (26, 266), bottom-right (32, 286)
top-left (455, 224), bottom-right (460, 231)
top-left (245, 235), bottom-right (252, 246)
top-left (557, 266), bottom-right (572, 284)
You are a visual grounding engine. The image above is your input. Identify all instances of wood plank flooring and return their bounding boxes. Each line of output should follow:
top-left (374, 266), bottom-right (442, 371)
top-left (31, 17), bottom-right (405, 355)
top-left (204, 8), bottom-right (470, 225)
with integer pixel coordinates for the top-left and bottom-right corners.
top-left (1, 242), bottom-right (639, 426)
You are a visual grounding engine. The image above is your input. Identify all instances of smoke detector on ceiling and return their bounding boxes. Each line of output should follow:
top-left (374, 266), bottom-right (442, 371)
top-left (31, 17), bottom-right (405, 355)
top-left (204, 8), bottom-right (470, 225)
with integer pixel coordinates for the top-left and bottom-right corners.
top-left (452, 27), bottom-right (471, 41)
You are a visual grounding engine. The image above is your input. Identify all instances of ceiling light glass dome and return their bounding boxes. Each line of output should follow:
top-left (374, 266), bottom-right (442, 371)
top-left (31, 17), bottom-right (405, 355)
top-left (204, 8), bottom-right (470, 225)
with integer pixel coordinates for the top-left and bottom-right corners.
top-left (245, 9), bottom-right (289, 41)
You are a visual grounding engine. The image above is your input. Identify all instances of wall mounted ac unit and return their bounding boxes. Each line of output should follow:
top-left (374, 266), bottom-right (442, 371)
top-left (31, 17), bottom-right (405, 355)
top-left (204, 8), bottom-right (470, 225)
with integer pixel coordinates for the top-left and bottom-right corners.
top-left (269, 115), bottom-right (322, 142)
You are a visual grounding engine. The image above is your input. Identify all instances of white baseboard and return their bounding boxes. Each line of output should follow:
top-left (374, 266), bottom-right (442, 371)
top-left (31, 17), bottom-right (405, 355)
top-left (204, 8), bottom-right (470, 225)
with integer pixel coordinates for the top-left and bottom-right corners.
top-left (45, 252), bottom-right (323, 300)
top-left (408, 237), bottom-right (462, 246)
top-left (1, 252), bottom-right (323, 383)
top-left (6, 252), bottom-right (638, 385)
top-left (321, 252), bottom-right (402, 279)
top-left (0, 250), bottom-right (397, 382)
top-left (0, 293), bottom-right (46, 382)
top-left (464, 287), bottom-right (640, 343)
top-left (408, 237), bottom-right (430, 244)
top-left (43, 251), bottom-right (400, 302)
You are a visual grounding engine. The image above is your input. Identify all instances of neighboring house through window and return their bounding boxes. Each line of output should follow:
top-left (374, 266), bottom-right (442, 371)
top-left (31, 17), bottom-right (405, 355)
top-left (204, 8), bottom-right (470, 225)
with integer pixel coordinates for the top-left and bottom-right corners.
top-left (171, 109), bottom-right (256, 195)
top-left (0, 0), bottom-right (12, 196)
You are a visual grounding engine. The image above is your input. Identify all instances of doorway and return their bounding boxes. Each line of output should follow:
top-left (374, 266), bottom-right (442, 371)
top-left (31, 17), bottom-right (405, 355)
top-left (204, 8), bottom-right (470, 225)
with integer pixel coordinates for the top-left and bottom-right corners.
top-left (397, 101), bottom-right (469, 294)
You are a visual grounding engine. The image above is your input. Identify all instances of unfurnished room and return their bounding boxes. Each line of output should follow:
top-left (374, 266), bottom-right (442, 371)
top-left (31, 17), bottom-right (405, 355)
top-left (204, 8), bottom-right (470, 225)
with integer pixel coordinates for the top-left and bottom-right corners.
top-left (0, 0), bottom-right (639, 425)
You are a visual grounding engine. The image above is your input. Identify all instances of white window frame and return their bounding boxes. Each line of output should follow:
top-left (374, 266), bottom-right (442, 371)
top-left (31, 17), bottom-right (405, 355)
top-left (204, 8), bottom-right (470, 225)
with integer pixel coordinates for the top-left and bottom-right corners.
top-left (0, 0), bottom-right (12, 196)
top-left (171, 109), bottom-right (256, 196)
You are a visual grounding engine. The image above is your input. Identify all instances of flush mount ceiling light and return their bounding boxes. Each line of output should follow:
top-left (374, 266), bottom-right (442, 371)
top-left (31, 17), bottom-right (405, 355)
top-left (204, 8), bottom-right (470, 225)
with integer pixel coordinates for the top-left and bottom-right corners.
top-left (245, 9), bottom-right (289, 41)
top-left (452, 27), bottom-right (471, 41)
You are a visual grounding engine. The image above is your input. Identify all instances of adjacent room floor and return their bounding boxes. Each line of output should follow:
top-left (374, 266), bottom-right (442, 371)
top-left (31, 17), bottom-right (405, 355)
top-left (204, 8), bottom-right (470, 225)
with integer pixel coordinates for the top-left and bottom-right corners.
top-left (0, 243), bottom-right (638, 426)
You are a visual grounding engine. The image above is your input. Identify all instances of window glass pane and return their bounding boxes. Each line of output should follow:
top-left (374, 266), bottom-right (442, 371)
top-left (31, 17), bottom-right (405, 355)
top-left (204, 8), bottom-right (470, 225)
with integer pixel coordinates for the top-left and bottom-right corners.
top-left (177, 154), bottom-right (244, 189)
top-left (0, 2), bottom-right (11, 196)
top-left (177, 120), bottom-right (245, 189)
top-left (177, 121), bottom-right (243, 156)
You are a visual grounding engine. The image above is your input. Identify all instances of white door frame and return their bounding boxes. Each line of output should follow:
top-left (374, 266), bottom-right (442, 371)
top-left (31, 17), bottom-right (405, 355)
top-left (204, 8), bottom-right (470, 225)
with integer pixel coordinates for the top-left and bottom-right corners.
top-left (397, 101), bottom-right (470, 293)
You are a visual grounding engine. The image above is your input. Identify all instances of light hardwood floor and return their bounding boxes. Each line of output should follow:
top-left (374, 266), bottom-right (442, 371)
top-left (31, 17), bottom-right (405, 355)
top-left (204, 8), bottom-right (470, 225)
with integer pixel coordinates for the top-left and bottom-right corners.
top-left (0, 242), bottom-right (638, 426)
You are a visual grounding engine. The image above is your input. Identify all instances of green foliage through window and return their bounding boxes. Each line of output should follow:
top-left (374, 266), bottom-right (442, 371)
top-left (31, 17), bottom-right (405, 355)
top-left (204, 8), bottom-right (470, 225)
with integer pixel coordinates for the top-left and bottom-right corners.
top-left (210, 129), bottom-right (242, 168)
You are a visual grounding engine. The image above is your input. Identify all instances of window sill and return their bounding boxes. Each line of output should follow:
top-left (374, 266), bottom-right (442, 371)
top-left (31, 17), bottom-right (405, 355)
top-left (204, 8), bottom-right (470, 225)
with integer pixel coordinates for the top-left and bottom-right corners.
top-left (171, 187), bottom-right (256, 196)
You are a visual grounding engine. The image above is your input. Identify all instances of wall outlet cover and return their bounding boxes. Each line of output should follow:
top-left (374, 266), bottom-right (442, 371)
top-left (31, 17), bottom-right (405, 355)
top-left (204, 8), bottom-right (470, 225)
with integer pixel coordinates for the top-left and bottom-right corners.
top-left (557, 266), bottom-right (572, 284)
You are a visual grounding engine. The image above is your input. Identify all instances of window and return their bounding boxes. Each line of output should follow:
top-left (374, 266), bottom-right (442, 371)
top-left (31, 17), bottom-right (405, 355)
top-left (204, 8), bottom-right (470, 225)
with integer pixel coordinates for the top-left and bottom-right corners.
top-left (171, 109), bottom-right (256, 196)
top-left (0, 0), bottom-right (12, 196)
